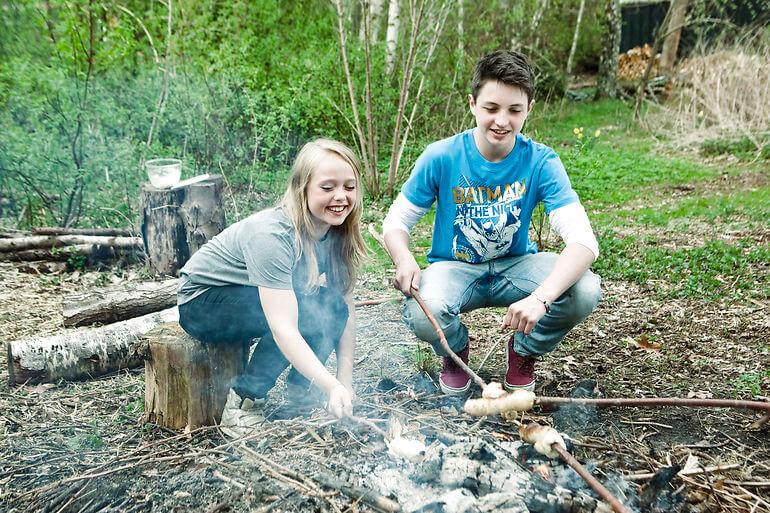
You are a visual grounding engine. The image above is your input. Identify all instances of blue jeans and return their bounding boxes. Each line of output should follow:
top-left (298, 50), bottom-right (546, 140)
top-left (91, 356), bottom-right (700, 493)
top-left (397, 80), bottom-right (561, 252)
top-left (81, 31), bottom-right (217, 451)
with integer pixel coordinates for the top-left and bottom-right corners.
top-left (179, 285), bottom-right (348, 400)
top-left (402, 252), bottom-right (601, 357)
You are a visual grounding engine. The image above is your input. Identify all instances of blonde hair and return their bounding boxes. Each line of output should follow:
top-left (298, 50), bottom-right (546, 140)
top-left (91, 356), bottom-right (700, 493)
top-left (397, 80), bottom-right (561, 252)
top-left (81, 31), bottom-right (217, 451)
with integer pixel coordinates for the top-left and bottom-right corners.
top-left (280, 138), bottom-right (367, 294)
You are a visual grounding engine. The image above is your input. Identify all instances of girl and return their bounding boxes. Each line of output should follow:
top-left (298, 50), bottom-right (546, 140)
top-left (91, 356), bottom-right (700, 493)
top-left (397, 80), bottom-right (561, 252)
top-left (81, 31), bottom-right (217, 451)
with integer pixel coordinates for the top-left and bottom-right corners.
top-left (177, 139), bottom-right (366, 435)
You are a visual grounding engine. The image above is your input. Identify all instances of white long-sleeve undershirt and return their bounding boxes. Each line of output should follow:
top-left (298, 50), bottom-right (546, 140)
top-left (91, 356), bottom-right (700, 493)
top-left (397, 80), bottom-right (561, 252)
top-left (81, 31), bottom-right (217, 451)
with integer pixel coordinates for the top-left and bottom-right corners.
top-left (382, 193), bottom-right (599, 261)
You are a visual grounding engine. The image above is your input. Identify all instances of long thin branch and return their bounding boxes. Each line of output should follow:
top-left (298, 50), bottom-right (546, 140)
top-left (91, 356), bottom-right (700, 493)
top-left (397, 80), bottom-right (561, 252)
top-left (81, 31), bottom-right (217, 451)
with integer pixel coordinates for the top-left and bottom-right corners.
top-left (551, 443), bottom-right (630, 513)
top-left (332, 0), bottom-right (374, 193)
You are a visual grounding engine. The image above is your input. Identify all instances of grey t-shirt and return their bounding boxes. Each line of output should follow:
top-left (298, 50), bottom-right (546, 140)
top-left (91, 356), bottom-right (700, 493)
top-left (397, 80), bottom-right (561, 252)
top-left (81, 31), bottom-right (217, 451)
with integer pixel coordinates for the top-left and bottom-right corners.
top-left (177, 207), bottom-right (332, 305)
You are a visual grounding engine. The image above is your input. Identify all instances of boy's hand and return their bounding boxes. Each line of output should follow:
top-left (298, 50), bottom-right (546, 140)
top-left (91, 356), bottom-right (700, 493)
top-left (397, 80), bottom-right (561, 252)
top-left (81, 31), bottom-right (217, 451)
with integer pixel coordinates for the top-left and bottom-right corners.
top-left (392, 258), bottom-right (421, 296)
top-left (502, 296), bottom-right (548, 335)
top-left (326, 383), bottom-right (354, 418)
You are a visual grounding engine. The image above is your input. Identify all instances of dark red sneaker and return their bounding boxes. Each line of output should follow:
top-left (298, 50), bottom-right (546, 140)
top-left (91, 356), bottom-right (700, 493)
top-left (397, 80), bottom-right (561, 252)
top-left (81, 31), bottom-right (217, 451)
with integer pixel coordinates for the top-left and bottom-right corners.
top-left (439, 346), bottom-right (471, 396)
top-left (504, 337), bottom-right (536, 392)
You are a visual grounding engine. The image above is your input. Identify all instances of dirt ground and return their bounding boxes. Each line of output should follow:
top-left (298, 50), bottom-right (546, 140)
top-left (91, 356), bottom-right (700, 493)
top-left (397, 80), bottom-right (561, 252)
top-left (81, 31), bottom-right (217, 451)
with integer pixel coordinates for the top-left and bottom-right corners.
top-left (1, 180), bottom-right (769, 512)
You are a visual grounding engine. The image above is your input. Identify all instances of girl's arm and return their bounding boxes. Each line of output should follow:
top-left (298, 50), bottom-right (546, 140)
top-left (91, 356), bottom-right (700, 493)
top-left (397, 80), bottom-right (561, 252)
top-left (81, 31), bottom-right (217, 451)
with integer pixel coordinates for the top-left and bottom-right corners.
top-left (335, 294), bottom-right (356, 391)
top-left (258, 287), bottom-right (346, 399)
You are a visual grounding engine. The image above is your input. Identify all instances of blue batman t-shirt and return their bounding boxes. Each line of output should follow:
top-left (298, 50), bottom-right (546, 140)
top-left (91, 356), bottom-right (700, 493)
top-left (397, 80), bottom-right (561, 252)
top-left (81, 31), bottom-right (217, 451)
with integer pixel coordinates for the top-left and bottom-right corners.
top-left (401, 129), bottom-right (578, 263)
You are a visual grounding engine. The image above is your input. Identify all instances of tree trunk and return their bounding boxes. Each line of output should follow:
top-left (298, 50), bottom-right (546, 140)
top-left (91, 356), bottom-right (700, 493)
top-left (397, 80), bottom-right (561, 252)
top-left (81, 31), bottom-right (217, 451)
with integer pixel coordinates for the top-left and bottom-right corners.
top-left (385, 0), bottom-right (400, 75)
top-left (63, 279), bottom-right (179, 327)
top-left (6, 307), bottom-right (178, 385)
top-left (660, 0), bottom-right (689, 73)
top-left (566, 0), bottom-right (586, 76)
top-left (595, 0), bottom-right (621, 100)
top-left (0, 242), bottom-right (142, 263)
top-left (143, 323), bottom-right (246, 431)
top-left (140, 175), bottom-right (225, 276)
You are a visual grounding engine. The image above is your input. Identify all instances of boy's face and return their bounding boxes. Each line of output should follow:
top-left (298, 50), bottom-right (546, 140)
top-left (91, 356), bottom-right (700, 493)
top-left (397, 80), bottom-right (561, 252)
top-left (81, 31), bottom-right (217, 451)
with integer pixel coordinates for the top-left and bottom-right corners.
top-left (306, 153), bottom-right (358, 236)
top-left (469, 80), bottom-right (533, 161)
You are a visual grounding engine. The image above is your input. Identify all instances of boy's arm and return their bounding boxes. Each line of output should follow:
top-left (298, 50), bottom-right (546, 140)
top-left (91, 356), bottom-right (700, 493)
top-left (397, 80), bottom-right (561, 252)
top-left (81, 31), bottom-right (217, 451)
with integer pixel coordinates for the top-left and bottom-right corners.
top-left (258, 287), bottom-right (352, 416)
top-left (335, 294), bottom-right (356, 392)
top-left (502, 202), bottom-right (599, 334)
top-left (383, 193), bottom-right (429, 295)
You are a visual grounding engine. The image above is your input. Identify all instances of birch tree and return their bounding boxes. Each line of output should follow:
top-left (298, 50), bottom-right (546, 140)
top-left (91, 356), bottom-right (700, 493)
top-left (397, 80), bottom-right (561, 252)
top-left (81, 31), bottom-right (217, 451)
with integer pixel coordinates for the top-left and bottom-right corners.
top-left (385, 0), bottom-right (400, 75)
top-left (565, 0), bottom-right (586, 76)
top-left (332, 0), bottom-right (449, 198)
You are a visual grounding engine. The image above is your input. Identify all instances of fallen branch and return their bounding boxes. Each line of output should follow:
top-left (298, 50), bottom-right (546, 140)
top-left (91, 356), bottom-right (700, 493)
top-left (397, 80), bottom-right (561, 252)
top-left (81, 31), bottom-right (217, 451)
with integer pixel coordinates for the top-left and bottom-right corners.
top-left (537, 396), bottom-right (770, 417)
top-left (624, 463), bottom-right (741, 482)
top-left (32, 227), bottom-right (134, 237)
top-left (63, 279), bottom-right (179, 327)
top-left (0, 235), bottom-right (140, 252)
top-left (7, 307), bottom-right (178, 384)
top-left (313, 472), bottom-right (402, 513)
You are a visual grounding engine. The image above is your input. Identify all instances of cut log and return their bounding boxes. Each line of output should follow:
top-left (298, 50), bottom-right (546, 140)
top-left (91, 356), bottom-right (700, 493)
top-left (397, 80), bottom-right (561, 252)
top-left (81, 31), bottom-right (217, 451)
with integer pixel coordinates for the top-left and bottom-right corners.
top-left (63, 279), bottom-right (179, 327)
top-left (33, 227), bottom-right (135, 237)
top-left (140, 175), bottom-right (225, 276)
top-left (143, 323), bottom-right (246, 431)
top-left (0, 235), bottom-right (141, 253)
top-left (0, 242), bottom-right (142, 263)
top-left (6, 307), bottom-right (178, 385)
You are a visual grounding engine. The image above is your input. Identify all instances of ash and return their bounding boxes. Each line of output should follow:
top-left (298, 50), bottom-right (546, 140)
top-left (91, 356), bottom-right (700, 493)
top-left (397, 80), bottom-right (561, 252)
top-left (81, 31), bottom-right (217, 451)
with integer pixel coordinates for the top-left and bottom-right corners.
top-left (364, 437), bottom-right (616, 513)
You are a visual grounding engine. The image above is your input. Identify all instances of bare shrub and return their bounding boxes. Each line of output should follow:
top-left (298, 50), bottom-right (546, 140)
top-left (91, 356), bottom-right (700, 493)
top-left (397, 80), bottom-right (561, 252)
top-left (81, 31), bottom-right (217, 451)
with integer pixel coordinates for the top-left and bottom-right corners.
top-left (648, 34), bottom-right (770, 156)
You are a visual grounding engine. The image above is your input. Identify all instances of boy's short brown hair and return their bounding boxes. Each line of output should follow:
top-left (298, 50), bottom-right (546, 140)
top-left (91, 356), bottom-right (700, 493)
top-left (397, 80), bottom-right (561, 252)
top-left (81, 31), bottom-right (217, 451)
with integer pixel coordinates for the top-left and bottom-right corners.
top-left (471, 50), bottom-right (535, 103)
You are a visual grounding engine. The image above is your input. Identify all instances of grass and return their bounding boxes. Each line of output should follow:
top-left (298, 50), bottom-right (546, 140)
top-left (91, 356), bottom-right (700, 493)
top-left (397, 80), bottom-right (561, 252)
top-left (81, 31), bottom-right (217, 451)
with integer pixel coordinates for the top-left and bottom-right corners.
top-left (594, 187), bottom-right (770, 227)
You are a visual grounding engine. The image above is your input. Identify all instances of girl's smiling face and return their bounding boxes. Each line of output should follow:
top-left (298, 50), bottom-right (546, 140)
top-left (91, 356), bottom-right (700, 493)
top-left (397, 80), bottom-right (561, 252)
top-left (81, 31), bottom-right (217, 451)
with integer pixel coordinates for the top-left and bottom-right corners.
top-left (306, 153), bottom-right (358, 236)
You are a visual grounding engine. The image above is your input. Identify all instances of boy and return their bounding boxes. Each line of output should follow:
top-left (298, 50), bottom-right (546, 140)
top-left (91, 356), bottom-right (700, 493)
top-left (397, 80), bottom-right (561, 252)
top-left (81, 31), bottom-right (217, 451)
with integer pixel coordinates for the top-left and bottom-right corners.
top-left (382, 50), bottom-right (601, 395)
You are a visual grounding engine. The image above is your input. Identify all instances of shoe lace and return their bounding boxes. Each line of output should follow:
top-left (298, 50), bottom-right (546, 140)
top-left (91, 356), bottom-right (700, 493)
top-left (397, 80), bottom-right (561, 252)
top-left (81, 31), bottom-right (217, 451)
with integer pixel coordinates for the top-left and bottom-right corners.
top-left (517, 355), bottom-right (535, 375)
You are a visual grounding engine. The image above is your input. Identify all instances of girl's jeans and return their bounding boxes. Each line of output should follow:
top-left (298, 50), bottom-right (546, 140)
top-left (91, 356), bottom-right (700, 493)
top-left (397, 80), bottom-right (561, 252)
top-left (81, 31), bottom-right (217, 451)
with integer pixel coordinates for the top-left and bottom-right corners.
top-left (178, 285), bottom-right (348, 400)
top-left (403, 252), bottom-right (601, 357)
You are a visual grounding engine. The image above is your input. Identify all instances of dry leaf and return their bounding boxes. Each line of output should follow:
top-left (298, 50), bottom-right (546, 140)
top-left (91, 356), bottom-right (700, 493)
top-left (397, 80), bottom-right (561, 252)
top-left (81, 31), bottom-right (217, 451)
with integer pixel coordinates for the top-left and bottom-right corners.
top-left (633, 334), bottom-right (662, 351)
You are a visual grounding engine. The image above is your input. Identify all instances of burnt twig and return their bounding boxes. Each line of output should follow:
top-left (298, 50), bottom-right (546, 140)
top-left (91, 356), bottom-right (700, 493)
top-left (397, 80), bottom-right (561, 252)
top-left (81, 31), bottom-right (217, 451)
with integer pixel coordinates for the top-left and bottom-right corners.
top-left (551, 443), bottom-right (631, 513)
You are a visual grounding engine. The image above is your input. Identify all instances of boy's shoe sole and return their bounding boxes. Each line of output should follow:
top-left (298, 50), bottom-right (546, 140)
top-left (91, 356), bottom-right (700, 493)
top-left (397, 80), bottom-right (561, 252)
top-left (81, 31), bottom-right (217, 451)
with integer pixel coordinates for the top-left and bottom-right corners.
top-left (439, 377), bottom-right (472, 396)
top-left (503, 380), bottom-right (536, 393)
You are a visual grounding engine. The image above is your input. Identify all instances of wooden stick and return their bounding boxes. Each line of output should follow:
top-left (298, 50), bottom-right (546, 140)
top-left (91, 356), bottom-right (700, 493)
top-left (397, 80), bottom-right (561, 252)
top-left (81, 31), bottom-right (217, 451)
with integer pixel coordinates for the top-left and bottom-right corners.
top-left (411, 290), bottom-right (488, 390)
top-left (624, 463), bottom-right (741, 482)
top-left (550, 443), bottom-right (630, 513)
top-left (750, 412), bottom-right (770, 429)
top-left (538, 396), bottom-right (770, 415)
top-left (313, 473), bottom-right (402, 513)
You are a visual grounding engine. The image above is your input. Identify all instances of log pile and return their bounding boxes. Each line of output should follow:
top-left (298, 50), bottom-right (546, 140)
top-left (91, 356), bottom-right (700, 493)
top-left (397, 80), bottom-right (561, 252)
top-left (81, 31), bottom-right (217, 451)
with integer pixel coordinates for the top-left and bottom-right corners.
top-left (0, 230), bottom-right (141, 265)
top-left (618, 44), bottom-right (659, 82)
top-left (617, 44), bottom-right (670, 96)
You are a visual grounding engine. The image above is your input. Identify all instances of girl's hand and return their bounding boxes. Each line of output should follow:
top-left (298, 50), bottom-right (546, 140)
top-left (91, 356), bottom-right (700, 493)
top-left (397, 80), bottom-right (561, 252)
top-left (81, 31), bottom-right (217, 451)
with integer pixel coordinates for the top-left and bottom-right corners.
top-left (501, 295), bottom-right (548, 335)
top-left (326, 383), bottom-right (354, 418)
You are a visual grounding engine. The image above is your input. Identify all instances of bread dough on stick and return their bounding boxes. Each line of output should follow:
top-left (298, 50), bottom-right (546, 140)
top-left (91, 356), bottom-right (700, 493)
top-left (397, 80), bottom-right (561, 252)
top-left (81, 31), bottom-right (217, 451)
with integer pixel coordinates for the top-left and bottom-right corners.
top-left (519, 422), bottom-right (566, 458)
top-left (464, 389), bottom-right (536, 416)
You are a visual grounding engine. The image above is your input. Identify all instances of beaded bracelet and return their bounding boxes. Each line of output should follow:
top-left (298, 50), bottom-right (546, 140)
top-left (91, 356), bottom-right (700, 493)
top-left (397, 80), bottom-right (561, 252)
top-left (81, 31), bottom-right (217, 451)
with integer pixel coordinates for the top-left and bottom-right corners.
top-left (531, 292), bottom-right (551, 313)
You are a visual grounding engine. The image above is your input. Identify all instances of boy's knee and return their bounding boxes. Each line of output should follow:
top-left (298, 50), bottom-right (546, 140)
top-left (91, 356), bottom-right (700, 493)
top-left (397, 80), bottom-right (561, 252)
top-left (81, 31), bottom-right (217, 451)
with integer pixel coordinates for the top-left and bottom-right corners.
top-left (567, 272), bottom-right (602, 320)
top-left (402, 297), bottom-right (448, 341)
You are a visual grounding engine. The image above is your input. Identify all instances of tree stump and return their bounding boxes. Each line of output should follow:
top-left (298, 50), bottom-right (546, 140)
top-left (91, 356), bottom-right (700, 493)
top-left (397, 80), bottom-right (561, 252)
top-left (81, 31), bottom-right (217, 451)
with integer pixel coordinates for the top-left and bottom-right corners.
top-left (140, 175), bottom-right (225, 276)
top-left (143, 323), bottom-right (246, 431)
